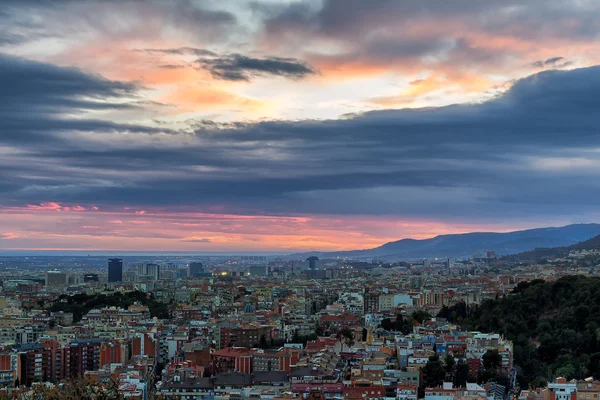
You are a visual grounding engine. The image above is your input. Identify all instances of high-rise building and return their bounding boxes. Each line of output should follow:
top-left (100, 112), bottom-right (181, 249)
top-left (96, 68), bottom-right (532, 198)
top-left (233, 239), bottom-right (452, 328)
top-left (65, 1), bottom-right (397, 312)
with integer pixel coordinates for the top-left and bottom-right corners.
top-left (305, 256), bottom-right (320, 279)
top-left (69, 339), bottom-right (102, 377)
top-left (364, 290), bottom-right (380, 313)
top-left (45, 270), bottom-right (68, 287)
top-left (108, 259), bottom-right (123, 282)
top-left (13, 343), bottom-right (48, 386)
top-left (136, 263), bottom-right (160, 281)
top-left (189, 262), bottom-right (204, 277)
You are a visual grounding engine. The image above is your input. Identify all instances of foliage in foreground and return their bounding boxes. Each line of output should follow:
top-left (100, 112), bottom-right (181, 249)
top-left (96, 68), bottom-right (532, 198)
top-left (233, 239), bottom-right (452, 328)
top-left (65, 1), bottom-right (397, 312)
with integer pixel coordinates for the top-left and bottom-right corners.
top-left (438, 275), bottom-right (600, 387)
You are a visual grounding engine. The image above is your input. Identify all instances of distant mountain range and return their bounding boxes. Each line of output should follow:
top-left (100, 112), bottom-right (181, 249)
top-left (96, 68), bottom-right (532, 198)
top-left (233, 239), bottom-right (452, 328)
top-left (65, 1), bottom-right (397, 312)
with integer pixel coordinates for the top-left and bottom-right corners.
top-left (288, 223), bottom-right (600, 260)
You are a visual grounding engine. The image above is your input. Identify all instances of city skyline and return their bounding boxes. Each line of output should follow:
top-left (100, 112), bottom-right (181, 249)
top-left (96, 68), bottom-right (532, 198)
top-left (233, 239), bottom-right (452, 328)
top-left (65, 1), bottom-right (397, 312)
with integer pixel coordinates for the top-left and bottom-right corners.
top-left (3, 0), bottom-right (600, 251)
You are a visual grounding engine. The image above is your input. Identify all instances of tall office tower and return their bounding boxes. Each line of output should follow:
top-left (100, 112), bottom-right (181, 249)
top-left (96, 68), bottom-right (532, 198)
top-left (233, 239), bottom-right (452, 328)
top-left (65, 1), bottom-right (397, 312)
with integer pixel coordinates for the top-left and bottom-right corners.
top-left (189, 262), bottom-right (204, 277)
top-left (108, 258), bottom-right (123, 282)
top-left (306, 256), bottom-right (319, 279)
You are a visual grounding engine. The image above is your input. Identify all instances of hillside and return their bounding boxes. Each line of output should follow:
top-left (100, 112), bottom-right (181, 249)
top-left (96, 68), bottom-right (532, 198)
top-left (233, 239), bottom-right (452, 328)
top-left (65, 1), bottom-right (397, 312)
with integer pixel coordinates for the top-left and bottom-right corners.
top-left (503, 233), bottom-right (600, 263)
top-left (438, 276), bottom-right (600, 387)
top-left (288, 223), bottom-right (600, 260)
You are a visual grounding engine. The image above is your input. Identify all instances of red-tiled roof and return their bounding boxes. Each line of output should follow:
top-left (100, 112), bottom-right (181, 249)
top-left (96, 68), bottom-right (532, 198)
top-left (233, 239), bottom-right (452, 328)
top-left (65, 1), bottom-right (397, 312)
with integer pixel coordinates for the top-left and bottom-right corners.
top-left (211, 347), bottom-right (250, 357)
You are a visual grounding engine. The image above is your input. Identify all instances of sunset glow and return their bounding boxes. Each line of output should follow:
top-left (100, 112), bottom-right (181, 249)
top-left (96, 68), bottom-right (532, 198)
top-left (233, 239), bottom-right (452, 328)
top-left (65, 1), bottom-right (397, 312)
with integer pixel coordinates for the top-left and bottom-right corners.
top-left (2, 0), bottom-right (600, 252)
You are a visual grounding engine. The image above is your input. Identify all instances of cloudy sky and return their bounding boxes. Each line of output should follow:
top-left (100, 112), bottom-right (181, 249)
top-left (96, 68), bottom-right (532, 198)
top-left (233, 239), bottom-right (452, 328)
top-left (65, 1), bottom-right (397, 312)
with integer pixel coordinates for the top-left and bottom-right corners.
top-left (2, 0), bottom-right (600, 252)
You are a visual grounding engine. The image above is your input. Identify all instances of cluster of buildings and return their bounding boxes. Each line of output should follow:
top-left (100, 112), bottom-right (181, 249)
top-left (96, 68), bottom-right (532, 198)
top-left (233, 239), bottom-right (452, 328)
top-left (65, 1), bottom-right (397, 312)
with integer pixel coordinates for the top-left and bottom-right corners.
top-left (520, 378), bottom-right (600, 400)
top-left (0, 254), bottom-right (593, 398)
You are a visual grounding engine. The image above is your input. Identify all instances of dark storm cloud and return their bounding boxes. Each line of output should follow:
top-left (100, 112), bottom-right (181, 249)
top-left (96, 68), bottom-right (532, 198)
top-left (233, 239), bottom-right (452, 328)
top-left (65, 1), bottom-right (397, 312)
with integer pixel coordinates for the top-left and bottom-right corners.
top-left (3, 53), bottom-right (600, 221)
top-left (0, 54), bottom-right (169, 144)
top-left (0, 53), bottom-right (137, 111)
top-left (197, 53), bottom-right (316, 81)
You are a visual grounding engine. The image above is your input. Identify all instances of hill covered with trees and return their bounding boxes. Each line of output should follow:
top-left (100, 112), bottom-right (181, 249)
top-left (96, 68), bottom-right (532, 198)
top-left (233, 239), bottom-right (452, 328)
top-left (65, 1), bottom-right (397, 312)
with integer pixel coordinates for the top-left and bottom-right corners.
top-left (47, 290), bottom-right (169, 322)
top-left (502, 234), bottom-right (600, 264)
top-left (438, 276), bottom-right (600, 387)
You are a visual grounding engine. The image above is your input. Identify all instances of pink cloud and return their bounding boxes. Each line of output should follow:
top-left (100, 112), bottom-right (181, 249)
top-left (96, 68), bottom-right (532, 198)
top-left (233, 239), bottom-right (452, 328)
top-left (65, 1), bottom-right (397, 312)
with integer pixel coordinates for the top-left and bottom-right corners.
top-left (26, 203), bottom-right (89, 213)
top-left (0, 205), bottom-right (547, 252)
top-left (27, 202), bottom-right (63, 212)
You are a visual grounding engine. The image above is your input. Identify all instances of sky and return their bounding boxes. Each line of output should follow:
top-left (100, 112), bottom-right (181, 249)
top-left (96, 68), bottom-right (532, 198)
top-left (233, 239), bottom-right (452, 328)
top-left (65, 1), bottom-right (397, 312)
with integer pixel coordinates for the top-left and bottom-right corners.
top-left (2, 0), bottom-right (600, 253)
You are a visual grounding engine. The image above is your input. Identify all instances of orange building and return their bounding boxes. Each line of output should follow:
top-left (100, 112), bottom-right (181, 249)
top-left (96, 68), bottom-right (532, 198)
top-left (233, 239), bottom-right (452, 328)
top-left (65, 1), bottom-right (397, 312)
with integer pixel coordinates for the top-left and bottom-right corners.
top-left (100, 339), bottom-right (130, 367)
top-left (131, 333), bottom-right (157, 360)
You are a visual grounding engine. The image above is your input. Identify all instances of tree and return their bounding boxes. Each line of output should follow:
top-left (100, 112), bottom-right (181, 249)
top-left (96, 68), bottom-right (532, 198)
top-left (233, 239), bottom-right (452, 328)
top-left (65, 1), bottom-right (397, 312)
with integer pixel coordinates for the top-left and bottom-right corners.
top-left (444, 354), bottom-right (456, 375)
top-left (28, 379), bottom-right (124, 399)
top-left (455, 361), bottom-right (469, 387)
top-left (411, 310), bottom-right (432, 324)
top-left (431, 276), bottom-right (600, 386)
top-left (479, 349), bottom-right (503, 383)
top-left (315, 323), bottom-right (324, 336)
top-left (340, 327), bottom-right (355, 347)
top-left (259, 334), bottom-right (268, 349)
top-left (423, 355), bottom-right (446, 388)
top-left (483, 349), bottom-right (502, 371)
top-left (395, 316), bottom-right (413, 335)
top-left (381, 318), bottom-right (393, 331)
top-left (555, 363), bottom-right (576, 380)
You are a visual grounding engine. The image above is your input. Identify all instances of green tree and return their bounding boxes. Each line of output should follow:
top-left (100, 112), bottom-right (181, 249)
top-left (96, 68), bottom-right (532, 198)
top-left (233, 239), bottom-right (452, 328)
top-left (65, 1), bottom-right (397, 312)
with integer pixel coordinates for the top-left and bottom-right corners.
top-left (555, 363), bottom-right (576, 380)
top-left (423, 355), bottom-right (446, 388)
top-left (412, 310), bottom-right (432, 324)
top-left (259, 334), bottom-right (268, 349)
top-left (454, 361), bottom-right (469, 387)
top-left (444, 354), bottom-right (456, 375)
top-left (340, 327), bottom-right (355, 347)
top-left (315, 323), bottom-right (324, 336)
top-left (381, 318), bottom-right (393, 331)
top-left (395, 316), bottom-right (413, 334)
top-left (483, 349), bottom-right (502, 371)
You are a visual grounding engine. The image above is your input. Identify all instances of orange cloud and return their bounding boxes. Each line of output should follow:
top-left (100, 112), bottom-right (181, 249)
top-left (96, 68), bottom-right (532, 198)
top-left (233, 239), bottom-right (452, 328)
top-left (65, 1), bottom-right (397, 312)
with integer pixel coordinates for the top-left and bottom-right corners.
top-left (161, 86), bottom-right (263, 112)
top-left (403, 74), bottom-right (444, 97)
top-left (143, 65), bottom-right (209, 86)
top-left (367, 70), bottom-right (494, 107)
